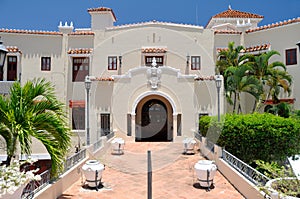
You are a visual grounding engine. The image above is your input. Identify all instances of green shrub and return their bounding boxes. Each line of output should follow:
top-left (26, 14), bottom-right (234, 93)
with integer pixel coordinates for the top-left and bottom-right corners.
top-left (199, 115), bottom-right (211, 137)
top-left (199, 113), bottom-right (300, 163)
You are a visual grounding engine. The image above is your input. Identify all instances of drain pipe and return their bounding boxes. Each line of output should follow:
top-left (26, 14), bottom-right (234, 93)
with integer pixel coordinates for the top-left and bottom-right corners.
top-left (148, 150), bottom-right (152, 199)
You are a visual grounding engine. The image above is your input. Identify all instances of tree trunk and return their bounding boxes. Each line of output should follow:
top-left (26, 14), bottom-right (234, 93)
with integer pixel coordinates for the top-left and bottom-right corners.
top-left (4, 155), bottom-right (12, 166)
top-left (5, 136), bottom-right (18, 166)
top-left (233, 92), bottom-right (237, 113)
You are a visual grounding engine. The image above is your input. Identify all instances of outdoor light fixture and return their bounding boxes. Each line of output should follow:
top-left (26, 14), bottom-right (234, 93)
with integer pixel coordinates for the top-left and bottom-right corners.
top-left (119, 55), bottom-right (122, 68)
top-left (85, 75), bottom-right (92, 145)
top-left (0, 37), bottom-right (8, 68)
top-left (296, 41), bottom-right (300, 51)
top-left (186, 53), bottom-right (190, 67)
top-left (215, 75), bottom-right (222, 122)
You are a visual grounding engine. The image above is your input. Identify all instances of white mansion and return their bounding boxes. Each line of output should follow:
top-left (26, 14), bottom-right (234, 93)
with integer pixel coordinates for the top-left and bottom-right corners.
top-left (0, 6), bottom-right (299, 155)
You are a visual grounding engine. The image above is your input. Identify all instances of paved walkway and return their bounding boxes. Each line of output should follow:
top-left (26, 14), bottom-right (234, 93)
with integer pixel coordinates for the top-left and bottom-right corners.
top-left (58, 142), bottom-right (245, 199)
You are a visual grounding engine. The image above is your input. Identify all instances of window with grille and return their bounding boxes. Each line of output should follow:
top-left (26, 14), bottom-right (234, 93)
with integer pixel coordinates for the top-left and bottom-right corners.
top-left (41, 57), bottom-right (51, 71)
top-left (191, 56), bottom-right (201, 70)
top-left (108, 56), bottom-right (117, 70)
top-left (145, 56), bottom-right (163, 67)
top-left (286, 48), bottom-right (297, 65)
top-left (72, 107), bottom-right (85, 130)
top-left (100, 113), bottom-right (110, 136)
top-left (72, 57), bottom-right (89, 82)
top-left (7, 56), bottom-right (17, 81)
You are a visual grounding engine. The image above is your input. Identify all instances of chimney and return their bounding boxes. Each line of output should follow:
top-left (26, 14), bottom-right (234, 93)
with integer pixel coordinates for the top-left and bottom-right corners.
top-left (58, 21), bottom-right (74, 34)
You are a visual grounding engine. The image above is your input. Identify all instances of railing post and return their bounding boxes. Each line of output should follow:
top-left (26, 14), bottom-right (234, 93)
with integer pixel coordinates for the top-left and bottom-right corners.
top-left (147, 150), bottom-right (152, 199)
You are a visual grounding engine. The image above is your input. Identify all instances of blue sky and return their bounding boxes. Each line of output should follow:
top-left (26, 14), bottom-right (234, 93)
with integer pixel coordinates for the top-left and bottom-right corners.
top-left (0, 0), bottom-right (299, 31)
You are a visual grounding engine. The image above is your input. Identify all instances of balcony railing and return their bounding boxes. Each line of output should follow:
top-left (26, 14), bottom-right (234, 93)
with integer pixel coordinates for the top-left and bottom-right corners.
top-left (64, 148), bottom-right (86, 172)
top-left (222, 149), bottom-right (271, 186)
top-left (22, 169), bottom-right (51, 199)
top-left (93, 138), bottom-right (103, 152)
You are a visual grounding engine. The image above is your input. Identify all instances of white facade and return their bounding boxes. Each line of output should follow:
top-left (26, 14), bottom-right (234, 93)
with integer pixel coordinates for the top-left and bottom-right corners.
top-left (0, 7), bottom-right (299, 155)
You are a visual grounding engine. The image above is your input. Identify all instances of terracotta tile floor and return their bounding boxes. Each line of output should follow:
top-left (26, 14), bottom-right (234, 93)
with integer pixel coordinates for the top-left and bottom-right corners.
top-left (58, 142), bottom-right (245, 199)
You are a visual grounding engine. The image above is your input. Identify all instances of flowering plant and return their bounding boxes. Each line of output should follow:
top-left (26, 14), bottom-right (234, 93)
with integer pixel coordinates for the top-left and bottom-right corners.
top-left (0, 159), bottom-right (41, 197)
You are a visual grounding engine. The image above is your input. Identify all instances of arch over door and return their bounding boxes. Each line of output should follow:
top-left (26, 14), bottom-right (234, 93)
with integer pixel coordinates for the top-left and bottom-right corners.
top-left (136, 99), bottom-right (171, 141)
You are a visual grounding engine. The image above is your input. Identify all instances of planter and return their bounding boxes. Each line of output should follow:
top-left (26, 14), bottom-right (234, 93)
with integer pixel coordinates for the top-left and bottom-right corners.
top-left (183, 138), bottom-right (196, 154)
top-left (111, 137), bottom-right (125, 155)
top-left (82, 160), bottom-right (105, 188)
top-left (1, 184), bottom-right (25, 199)
top-left (265, 177), bottom-right (299, 199)
top-left (194, 160), bottom-right (217, 188)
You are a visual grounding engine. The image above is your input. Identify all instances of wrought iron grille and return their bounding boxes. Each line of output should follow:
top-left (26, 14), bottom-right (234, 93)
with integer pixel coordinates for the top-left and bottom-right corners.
top-left (22, 169), bottom-right (51, 199)
top-left (206, 139), bottom-right (215, 153)
top-left (64, 148), bottom-right (86, 172)
top-left (194, 132), bottom-right (202, 142)
top-left (93, 139), bottom-right (103, 152)
top-left (222, 149), bottom-right (270, 186)
top-left (106, 131), bottom-right (115, 140)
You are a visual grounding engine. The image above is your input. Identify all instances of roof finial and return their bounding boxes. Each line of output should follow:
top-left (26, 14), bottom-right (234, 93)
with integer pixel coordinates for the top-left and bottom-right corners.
top-left (228, 5), bottom-right (232, 10)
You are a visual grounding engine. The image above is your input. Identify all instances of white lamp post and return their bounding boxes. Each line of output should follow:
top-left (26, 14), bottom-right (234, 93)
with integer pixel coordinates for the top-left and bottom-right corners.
top-left (85, 75), bottom-right (92, 145)
top-left (215, 75), bottom-right (222, 122)
top-left (0, 37), bottom-right (8, 68)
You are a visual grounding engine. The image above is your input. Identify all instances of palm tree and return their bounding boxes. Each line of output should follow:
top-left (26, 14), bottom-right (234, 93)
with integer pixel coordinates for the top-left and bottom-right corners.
top-left (0, 78), bottom-right (71, 177)
top-left (216, 41), bottom-right (245, 75)
top-left (225, 64), bottom-right (262, 113)
top-left (216, 42), bottom-right (246, 106)
top-left (249, 50), bottom-right (292, 111)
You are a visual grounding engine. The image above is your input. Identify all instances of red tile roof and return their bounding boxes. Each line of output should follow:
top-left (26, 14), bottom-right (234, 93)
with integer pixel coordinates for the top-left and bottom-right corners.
top-left (69, 100), bottom-right (85, 108)
top-left (246, 17), bottom-right (300, 33)
top-left (69, 31), bottom-right (94, 36)
top-left (216, 43), bottom-right (270, 53)
top-left (6, 46), bottom-right (21, 53)
top-left (194, 76), bottom-right (216, 81)
top-left (212, 8), bottom-right (263, 19)
top-left (263, 98), bottom-right (295, 105)
top-left (67, 48), bottom-right (93, 54)
top-left (87, 7), bottom-right (117, 21)
top-left (142, 47), bottom-right (167, 53)
top-left (94, 77), bottom-right (114, 81)
top-left (0, 28), bottom-right (62, 35)
top-left (214, 30), bottom-right (242, 34)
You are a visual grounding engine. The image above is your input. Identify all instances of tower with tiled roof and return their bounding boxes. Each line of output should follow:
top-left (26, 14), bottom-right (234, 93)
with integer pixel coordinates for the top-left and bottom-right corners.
top-left (206, 6), bottom-right (264, 30)
top-left (88, 7), bottom-right (117, 30)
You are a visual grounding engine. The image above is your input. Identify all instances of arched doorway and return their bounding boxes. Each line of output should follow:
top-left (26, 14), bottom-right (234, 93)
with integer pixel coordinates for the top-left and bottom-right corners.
top-left (136, 98), bottom-right (173, 142)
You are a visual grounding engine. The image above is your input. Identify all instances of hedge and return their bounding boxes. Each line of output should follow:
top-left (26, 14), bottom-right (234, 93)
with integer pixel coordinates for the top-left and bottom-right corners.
top-left (199, 113), bottom-right (300, 163)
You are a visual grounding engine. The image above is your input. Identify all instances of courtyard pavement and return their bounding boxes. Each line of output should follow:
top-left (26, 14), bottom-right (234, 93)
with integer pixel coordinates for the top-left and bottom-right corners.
top-left (58, 141), bottom-right (245, 199)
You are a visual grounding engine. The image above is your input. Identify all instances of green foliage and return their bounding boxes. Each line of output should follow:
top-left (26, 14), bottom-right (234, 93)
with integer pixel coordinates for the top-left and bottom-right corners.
top-left (264, 102), bottom-right (292, 118)
top-left (198, 115), bottom-right (211, 137)
top-left (254, 160), bottom-right (300, 197)
top-left (216, 42), bottom-right (292, 113)
top-left (254, 160), bottom-right (285, 179)
top-left (0, 78), bottom-right (72, 177)
top-left (199, 113), bottom-right (300, 163)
